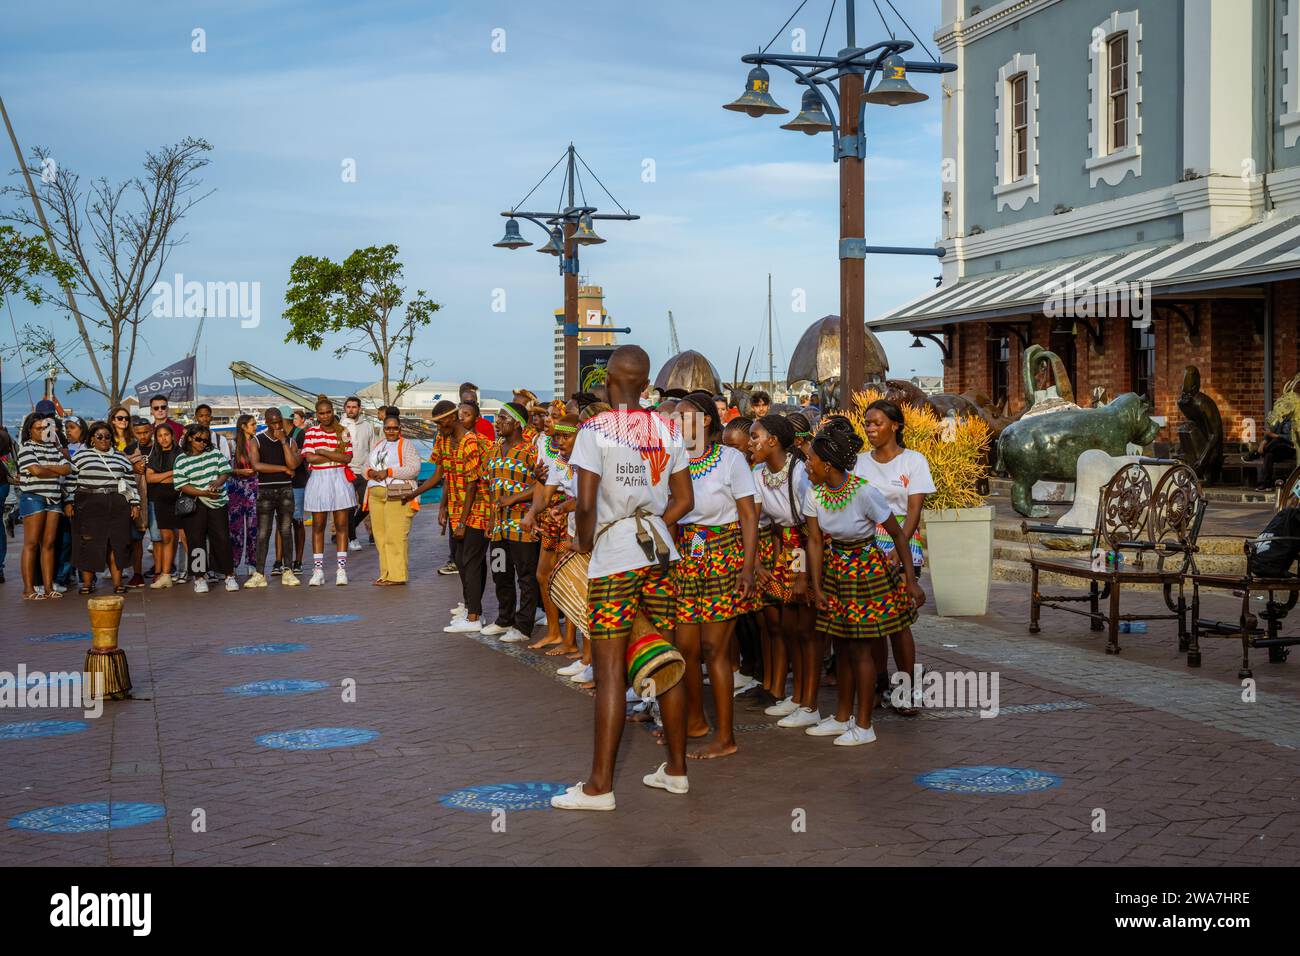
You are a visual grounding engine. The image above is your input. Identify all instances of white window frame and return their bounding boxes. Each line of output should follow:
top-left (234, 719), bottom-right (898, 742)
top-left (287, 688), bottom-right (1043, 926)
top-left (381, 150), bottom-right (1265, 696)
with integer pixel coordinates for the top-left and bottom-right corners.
top-left (994, 52), bottom-right (1039, 211)
top-left (1283, 0), bottom-right (1300, 147)
top-left (1087, 10), bottom-right (1142, 186)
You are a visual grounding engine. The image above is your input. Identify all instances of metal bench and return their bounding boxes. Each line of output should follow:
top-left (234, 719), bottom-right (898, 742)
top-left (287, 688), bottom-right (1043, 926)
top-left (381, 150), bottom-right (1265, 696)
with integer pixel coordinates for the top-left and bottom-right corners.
top-left (1024, 461), bottom-right (1206, 656)
top-left (1188, 464), bottom-right (1300, 678)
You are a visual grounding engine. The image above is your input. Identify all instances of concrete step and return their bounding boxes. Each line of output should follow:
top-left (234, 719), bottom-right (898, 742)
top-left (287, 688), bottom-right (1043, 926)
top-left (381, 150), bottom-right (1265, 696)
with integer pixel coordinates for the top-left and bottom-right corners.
top-left (993, 539), bottom-right (1246, 575)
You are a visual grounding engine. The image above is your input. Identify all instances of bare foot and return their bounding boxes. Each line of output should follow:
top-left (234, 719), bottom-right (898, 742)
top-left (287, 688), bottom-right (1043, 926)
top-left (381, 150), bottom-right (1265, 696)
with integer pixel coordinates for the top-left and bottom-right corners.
top-left (528, 633), bottom-right (562, 650)
top-left (565, 651), bottom-right (582, 660)
top-left (689, 739), bottom-right (738, 760)
top-left (546, 644), bottom-right (579, 656)
top-left (654, 724), bottom-right (711, 745)
top-left (577, 680), bottom-right (596, 690)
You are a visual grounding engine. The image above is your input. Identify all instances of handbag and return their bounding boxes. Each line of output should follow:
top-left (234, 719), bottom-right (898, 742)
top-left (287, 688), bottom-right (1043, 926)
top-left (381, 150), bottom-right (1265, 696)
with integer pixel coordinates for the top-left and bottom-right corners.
top-left (174, 493), bottom-right (198, 517)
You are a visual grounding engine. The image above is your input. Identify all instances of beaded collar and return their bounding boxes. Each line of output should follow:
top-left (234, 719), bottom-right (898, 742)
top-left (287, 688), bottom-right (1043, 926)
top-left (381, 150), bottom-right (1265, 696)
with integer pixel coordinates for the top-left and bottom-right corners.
top-left (689, 443), bottom-right (723, 480)
top-left (759, 453), bottom-right (792, 489)
top-left (812, 473), bottom-right (863, 511)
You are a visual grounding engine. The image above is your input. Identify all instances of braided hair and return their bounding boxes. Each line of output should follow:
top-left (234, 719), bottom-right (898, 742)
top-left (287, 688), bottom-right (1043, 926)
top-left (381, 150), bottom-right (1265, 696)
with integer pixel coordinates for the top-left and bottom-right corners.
top-left (810, 420), bottom-right (863, 473)
top-left (756, 413), bottom-right (796, 452)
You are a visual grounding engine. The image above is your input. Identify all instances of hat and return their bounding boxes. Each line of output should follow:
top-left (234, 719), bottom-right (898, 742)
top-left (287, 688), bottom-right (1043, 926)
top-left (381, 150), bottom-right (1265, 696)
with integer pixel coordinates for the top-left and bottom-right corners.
top-left (626, 631), bottom-right (686, 699)
top-left (430, 400), bottom-right (457, 421)
top-left (34, 399), bottom-right (56, 415)
top-left (513, 387), bottom-right (539, 406)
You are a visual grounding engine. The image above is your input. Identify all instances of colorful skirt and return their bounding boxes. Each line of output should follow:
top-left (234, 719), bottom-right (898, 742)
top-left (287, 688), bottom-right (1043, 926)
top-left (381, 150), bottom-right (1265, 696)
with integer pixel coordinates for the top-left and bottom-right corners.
top-left (817, 540), bottom-right (917, 640)
top-left (673, 522), bottom-right (744, 624)
top-left (538, 490), bottom-right (570, 553)
top-left (756, 524), bottom-right (806, 607)
top-left (874, 515), bottom-right (926, 568)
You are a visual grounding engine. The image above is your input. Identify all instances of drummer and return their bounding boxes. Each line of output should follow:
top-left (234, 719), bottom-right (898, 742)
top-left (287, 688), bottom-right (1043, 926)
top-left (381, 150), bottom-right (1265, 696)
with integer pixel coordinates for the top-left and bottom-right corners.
top-left (550, 345), bottom-right (695, 812)
top-left (522, 413), bottom-right (581, 657)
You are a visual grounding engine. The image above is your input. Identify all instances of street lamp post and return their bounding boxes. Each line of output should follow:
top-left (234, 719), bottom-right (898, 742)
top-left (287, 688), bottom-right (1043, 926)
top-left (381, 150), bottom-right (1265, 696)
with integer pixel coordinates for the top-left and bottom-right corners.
top-left (724, 1), bottom-right (956, 404)
top-left (494, 144), bottom-right (638, 397)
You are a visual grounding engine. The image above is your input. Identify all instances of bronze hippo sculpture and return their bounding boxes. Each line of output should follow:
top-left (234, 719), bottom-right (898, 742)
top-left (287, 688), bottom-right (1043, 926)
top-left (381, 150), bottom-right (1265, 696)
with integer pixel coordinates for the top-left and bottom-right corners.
top-left (997, 392), bottom-right (1161, 517)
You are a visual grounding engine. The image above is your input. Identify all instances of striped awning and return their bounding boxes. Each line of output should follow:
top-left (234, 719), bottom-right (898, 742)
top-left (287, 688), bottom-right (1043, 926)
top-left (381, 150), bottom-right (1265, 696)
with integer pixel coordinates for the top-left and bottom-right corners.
top-left (871, 213), bottom-right (1300, 331)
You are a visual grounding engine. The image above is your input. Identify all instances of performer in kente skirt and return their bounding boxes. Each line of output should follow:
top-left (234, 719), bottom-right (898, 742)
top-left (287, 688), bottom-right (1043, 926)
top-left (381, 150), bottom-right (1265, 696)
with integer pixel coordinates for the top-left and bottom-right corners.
top-left (854, 399), bottom-right (935, 717)
top-left (551, 345), bottom-right (694, 811)
top-left (749, 414), bottom-right (820, 728)
top-left (803, 424), bottom-right (924, 747)
top-left (523, 413), bottom-right (582, 656)
top-left (671, 391), bottom-right (757, 759)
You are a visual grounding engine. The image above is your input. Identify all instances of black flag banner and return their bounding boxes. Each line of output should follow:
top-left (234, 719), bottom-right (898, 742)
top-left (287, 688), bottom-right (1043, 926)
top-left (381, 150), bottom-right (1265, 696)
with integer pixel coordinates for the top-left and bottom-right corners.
top-left (133, 355), bottom-right (196, 405)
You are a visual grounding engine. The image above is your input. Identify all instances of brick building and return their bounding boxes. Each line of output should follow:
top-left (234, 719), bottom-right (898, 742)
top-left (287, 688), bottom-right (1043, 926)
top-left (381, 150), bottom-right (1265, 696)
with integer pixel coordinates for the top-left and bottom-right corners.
top-left (871, 0), bottom-right (1300, 448)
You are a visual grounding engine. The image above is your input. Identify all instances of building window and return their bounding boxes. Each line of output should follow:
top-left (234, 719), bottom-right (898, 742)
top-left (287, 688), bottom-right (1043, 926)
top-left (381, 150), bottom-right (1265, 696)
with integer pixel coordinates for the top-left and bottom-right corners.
top-left (1087, 10), bottom-right (1141, 186)
top-left (994, 53), bottom-right (1039, 211)
top-left (1130, 324), bottom-right (1155, 400)
top-left (988, 333), bottom-right (1010, 406)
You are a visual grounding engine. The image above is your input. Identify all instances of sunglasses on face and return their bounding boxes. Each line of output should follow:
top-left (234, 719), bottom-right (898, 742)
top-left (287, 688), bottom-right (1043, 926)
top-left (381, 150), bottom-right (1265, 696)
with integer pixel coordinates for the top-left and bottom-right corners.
top-left (92, 433), bottom-right (111, 441)
top-left (112, 416), bottom-right (129, 422)
top-left (192, 436), bottom-right (210, 445)
top-left (151, 404), bottom-right (167, 411)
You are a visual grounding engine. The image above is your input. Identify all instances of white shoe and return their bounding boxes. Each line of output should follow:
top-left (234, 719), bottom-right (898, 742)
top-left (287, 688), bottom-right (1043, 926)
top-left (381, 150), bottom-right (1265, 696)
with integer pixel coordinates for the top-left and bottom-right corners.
top-left (149, 573), bottom-right (173, 590)
top-left (480, 622), bottom-right (508, 637)
top-left (777, 706), bottom-right (821, 729)
top-left (336, 568), bottom-right (348, 586)
top-left (193, 578), bottom-right (209, 594)
top-left (348, 539), bottom-right (362, 552)
top-left (550, 782), bottom-right (615, 811)
top-left (224, 576), bottom-right (240, 592)
top-left (308, 569), bottom-right (325, 587)
top-left (51, 582), bottom-right (67, 593)
top-left (764, 696), bottom-right (798, 717)
top-left (642, 762), bottom-right (689, 794)
top-left (443, 618), bottom-right (483, 633)
top-left (833, 718), bottom-right (877, 747)
top-left (534, 608), bottom-right (548, 625)
top-left (569, 664), bottom-right (594, 683)
top-left (499, 628), bottom-right (528, 643)
top-left (806, 715), bottom-right (850, 737)
top-left (243, 572), bottom-right (268, 589)
top-left (732, 672), bottom-right (759, 696)
top-left (557, 659), bottom-right (586, 677)
top-left (449, 602), bottom-right (467, 619)
top-left (281, 569), bottom-right (301, 587)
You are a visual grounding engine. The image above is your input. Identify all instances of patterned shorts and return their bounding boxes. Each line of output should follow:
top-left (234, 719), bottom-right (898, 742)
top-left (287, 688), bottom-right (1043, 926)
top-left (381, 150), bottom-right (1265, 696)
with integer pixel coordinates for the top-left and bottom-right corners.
top-left (538, 492), bottom-right (570, 553)
top-left (673, 523), bottom-right (744, 624)
top-left (817, 542), bottom-right (917, 640)
top-left (588, 565), bottom-right (676, 641)
top-left (756, 525), bottom-right (806, 607)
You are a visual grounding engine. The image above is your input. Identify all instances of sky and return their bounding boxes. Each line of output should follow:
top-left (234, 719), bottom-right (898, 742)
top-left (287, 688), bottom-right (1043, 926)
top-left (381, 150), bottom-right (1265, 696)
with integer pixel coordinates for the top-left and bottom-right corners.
top-left (1, 0), bottom-right (949, 406)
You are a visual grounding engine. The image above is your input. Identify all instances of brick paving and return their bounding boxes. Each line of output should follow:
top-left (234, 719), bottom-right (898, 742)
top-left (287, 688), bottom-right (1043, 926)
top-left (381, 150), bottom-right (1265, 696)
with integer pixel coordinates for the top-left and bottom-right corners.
top-left (2, 519), bottom-right (1300, 866)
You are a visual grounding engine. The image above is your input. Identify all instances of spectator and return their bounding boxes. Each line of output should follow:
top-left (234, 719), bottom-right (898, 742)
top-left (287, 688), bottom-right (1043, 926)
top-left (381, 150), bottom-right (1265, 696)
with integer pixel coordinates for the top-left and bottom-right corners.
top-left (66, 421), bottom-right (139, 595)
top-left (173, 424), bottom-right (238, 593)
top-left (16, 411), bottom-right (70, 600)
top-left (145, 423), bottom-right (181, 589)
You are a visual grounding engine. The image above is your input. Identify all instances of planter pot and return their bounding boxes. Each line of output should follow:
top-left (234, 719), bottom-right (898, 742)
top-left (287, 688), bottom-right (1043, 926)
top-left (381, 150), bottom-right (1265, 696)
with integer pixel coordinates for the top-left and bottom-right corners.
top-left (922, 505), bottom-right (994, 617)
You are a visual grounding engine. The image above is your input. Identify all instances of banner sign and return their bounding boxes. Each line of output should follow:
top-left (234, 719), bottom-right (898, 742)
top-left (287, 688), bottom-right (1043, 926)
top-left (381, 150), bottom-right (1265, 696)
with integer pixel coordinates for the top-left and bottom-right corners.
top-left (133, 355), bottom-right (196, 405)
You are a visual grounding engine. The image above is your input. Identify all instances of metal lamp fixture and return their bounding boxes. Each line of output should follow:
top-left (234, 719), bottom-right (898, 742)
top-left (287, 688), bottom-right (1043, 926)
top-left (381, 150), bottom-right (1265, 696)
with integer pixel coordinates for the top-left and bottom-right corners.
top-left (493, 218), bottom-right (532, 249)
top-left (723, 65), bottom-right (789, 117)
top-left (910, 335), bottom-right (925, 348)
top-left (536, 227), bottom-right (564, 256)
top-left (571, 212), bottom-right (605, 245)
top-left (780, 89), bottom-right (835, 135)
top-left (863, 53), bottom-right (928, 106)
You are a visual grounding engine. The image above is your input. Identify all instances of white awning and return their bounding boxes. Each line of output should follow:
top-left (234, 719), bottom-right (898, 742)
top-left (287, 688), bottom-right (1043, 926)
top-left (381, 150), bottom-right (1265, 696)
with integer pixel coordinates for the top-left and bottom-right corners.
top-left (871, 213), bottom-right (1300, 331)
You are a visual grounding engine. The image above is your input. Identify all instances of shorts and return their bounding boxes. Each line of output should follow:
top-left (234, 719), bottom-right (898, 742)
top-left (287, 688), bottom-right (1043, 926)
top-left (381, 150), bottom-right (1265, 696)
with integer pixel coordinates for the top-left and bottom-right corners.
top-left (292, 487), bottom-right (305, 522)
top-left (147, 502), bottom-right (162, 542)
top-left (587, 565), bottom-right (676, 641)
top-left (18, 491), bottom-right (61, 518)
top-left (673, 522), bottom-right (744, 624)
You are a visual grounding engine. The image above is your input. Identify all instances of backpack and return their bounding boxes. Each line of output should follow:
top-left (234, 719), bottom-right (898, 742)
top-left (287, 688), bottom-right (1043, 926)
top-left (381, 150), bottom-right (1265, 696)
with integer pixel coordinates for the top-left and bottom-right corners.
top-left (1248, 506), bottom-right (1300, 578)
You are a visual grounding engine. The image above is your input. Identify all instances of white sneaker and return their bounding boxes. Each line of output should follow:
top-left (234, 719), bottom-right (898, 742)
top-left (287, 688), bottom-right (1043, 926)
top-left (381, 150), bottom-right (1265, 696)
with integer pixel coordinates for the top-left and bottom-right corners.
top-left (777, 706), bottom-right (821, 729)
top-left (449, 602), bottom-right (467, 619)
top-left (348, 539), bottom-right (363, 552)
top-left (557, 659), bottom-right (586, 677)
top-left (51, 582), bottom-right (67, 593)
top-left (764, 696), bottom-right (798, 717)
top-left (569, 664), bottom-right (594, 683)
top-left (480, 622), bottom-right (508, 637)
top-left (308, 569), bottom-right (325, 587)
top-left (335, 568), bottom-right (348, 586)
top-left (281, 569), bottom-right (301, 587)
top-left (193, 578), bottom-right (209, 594)
top-left (732, 672), bottom-right (759, 696)
top-left (550, 782), bottom-right (615, 811)
top-left (224, 576), bottom-right (240, 592)
top-left (149, 573), bottom-right (173, 590)
top-left (499, 628), bottom-right (528, 643)
top-left (443, 618), bottom-right (483, 633)
top-left (806, 715), bottom-right (850, 737)
top-left (642, 762), bottom-right (689, 794)
top-left (243, 572), bottom-right (268, 589)
top-left (535, 608), bottom-right (548, 625)
top-left (833, 718), bottom-right (877, 747)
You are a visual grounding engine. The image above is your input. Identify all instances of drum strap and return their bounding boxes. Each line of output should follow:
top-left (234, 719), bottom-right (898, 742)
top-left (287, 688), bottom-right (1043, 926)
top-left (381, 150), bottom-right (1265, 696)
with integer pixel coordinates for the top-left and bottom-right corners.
top-left (595, 508), bottom-right (672, 571)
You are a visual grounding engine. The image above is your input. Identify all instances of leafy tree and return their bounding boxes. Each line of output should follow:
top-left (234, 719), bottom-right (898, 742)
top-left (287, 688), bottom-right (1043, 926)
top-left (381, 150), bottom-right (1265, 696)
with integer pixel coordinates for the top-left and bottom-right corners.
top-left (283, 244), bottom-right (439, 407)
top-left (0, 224), bottom-right (74, 309)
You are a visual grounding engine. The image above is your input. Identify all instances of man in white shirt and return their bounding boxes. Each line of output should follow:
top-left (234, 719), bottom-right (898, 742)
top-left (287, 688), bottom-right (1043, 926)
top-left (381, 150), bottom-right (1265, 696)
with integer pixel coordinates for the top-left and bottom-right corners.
top-left (342, 396), bottom-right (377, 550)
top-left (194, 404), bottom-right (234, 463)
top-left (551, 345), bottom-right (696, 812)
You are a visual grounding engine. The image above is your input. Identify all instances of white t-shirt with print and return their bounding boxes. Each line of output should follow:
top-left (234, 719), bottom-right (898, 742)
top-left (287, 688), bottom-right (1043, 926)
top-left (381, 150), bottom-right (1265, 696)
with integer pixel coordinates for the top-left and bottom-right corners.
top-left (680, 444), bottom-right (755, 526)
top-left (801, 476), bottom-right (893, 540)
top-left (752, 457), bottom-right (811, 529)
top-left (544, 456), bottom-right (577, 537)
top-left (569, 410), bottom-right (688, 579)
top-left (852, 448), bottom-right (935, 517)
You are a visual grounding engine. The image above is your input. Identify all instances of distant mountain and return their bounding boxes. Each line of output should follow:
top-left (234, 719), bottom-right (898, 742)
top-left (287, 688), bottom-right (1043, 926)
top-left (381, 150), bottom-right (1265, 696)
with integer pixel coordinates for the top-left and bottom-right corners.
top-left (197, 380), bottom-right (541, 403)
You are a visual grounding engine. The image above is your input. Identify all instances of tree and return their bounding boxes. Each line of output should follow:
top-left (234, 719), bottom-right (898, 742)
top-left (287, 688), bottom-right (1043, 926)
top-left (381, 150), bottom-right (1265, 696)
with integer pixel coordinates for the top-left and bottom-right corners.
top-left (282, 244), bottom-right (439, 407)
top-left (0, 224), bottom-right (74, 309)
top-left (2, 138), bottom-right (213, 405)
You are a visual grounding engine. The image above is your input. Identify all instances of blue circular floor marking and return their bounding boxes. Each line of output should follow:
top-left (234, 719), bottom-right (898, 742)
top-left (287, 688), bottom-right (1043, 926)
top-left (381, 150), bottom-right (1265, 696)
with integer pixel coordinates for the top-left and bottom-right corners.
top-left (26, 631), bottom-right (91, 644)
top-left (0, 720), bottom-right (91, 740)
top-left (915, 766), bottom-right (1061, 795)
top-left (439, 782), bottom-right (570, 813)
top-left (289, 614), bottom-right (360, 625)
top-left (8, 802), bottom-right (165, 833)
top-left (255, 727), bottom-right (378, 750)
top-left (223, 643), bottom-right (308, 655)
top-left (226, 679), bottom-right (330, 697)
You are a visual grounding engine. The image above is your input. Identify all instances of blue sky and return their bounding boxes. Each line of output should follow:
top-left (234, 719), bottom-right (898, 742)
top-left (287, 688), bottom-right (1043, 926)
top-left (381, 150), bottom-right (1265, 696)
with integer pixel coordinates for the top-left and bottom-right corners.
top-left (2, 0), bottom-right (948, 401)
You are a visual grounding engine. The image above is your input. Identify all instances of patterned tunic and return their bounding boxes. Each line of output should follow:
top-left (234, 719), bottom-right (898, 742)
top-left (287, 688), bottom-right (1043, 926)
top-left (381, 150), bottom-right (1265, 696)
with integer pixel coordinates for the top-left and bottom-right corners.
top-left (443, 431), bottom-right (492, 532)
top-left (485, 439), bottom-right (538, 542)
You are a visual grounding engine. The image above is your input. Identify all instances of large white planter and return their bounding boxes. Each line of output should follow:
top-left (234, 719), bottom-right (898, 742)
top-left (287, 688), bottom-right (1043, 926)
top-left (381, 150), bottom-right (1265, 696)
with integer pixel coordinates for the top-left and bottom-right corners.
top-left (922, 505), bottom-right (994, 617)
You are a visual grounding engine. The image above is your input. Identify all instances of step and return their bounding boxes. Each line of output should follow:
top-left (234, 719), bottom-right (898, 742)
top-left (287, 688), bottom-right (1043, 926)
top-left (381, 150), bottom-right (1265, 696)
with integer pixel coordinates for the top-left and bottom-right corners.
top-left (987, 475), bottom-right (1275, 505)
top-left (993, 539), bottom-right (1245, 575)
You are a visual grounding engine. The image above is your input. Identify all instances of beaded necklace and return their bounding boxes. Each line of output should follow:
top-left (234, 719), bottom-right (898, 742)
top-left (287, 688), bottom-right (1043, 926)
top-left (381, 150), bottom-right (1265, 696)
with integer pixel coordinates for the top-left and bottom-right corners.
top-left (812, 473), bottom-right (863, 512)
top-left (760, 453), bottom-right (792, 489)
top-left (689, 442), bottom-right (723, 480)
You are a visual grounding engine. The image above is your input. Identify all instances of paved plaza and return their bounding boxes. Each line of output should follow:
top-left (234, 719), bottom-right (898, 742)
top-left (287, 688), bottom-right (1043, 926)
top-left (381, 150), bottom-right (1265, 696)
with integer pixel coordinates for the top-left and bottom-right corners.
top-left (2, 518), bottom-right (1299, 867)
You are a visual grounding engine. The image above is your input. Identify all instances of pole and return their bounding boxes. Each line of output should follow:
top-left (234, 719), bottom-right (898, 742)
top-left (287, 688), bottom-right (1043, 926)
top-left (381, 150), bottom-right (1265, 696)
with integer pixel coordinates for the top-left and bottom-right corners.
top-left (839, 70), bottom-right (866, 403)
top-left (563, 221), bottom-right (579, 397)
top-left (767, 273), bottom-right (775, 395)
top-left (0, 94), bottom-right (108, 398)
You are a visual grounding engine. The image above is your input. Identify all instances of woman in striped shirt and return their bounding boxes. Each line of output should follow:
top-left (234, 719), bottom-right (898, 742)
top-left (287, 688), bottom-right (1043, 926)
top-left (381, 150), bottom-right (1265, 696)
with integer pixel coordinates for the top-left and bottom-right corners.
top-left (16, 412), bottom-right (71, 600)
top-left (302, 396), bottom-right (356, 586)
top-left (173, 424), bottom-right (238, 594)
top-left (65, 421), bottom-right (139, 594)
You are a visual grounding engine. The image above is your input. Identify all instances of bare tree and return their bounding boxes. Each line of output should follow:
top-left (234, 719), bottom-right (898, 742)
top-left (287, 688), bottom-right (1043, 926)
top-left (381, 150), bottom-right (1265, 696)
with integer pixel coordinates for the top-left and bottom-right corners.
top-left (3, 137), bottom-right (213, 406)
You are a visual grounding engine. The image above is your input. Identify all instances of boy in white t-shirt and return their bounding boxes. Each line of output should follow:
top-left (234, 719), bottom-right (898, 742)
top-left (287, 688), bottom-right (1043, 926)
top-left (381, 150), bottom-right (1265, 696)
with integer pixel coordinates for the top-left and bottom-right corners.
top-left (550, 346), bottom-right (696, 812)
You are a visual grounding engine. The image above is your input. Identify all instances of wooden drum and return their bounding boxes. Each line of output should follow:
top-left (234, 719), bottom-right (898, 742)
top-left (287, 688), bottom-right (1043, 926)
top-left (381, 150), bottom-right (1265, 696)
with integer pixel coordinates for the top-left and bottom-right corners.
top-left (548, 550), bottom-right (653, 641)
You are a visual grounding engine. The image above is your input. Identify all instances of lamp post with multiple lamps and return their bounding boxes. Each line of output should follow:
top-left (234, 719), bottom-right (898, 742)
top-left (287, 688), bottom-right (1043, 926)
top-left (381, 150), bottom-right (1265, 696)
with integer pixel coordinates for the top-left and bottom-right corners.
top-left (494, 143), bottom-right (638, 397)
top-left (724, 1), bottom-right (956, 403)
